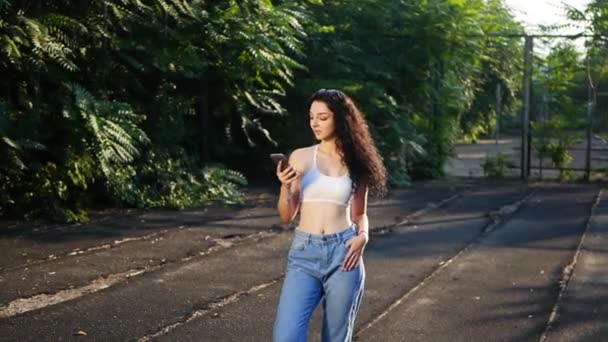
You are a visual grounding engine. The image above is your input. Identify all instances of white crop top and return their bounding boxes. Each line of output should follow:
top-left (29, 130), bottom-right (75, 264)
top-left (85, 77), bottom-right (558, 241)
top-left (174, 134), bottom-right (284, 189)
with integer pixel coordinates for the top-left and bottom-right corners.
top-left (299, 145), bottom-right (354, 206)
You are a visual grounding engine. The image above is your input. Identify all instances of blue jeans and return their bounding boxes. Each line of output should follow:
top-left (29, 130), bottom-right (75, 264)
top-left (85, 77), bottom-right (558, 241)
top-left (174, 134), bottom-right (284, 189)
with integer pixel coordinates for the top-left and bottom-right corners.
top-left (273, 226), bottom-right (365, 342)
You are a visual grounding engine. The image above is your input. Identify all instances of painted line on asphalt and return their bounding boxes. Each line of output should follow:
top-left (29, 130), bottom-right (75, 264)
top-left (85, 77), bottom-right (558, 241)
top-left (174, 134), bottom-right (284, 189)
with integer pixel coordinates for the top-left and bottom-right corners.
top-left (396, 193), bottom-right (463, 226)
top-left (0, 231), bottom-right (278, 318)
top-left (0, 269), bottom-right (142, 319)
top-left (0, 208), bottom-right (255, 272)
top-left (0, 189), bottom-right (467, 324)
top-left (0, 185), bottom-right (461, 272)
top-left (132, 191), bottom-right (466, 340)
top-left (538, 188), bottom-right (603, 342)
top-left (372, 193), bottom-right (464, 235)
top-left (1, 186), bottom-right (460, 275)
top-left (1, 211), bottom-right (268, 273)
top-left (0, 228), bottom-right (177, 273)
top-left (137, 277), bottom-right (283, 342)
top-left (354, 187), bottom-right (538, 338)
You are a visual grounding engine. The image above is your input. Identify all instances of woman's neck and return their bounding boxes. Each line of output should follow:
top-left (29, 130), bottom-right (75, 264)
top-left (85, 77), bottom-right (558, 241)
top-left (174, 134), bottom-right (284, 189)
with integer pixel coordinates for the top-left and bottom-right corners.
top-left (318, 139), bottom-right (341, 158)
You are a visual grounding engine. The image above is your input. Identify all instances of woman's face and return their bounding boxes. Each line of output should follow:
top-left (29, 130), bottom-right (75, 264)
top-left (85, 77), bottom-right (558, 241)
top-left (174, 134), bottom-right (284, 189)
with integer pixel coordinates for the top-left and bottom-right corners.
top-left (309, 100), bottom-right (336, 141)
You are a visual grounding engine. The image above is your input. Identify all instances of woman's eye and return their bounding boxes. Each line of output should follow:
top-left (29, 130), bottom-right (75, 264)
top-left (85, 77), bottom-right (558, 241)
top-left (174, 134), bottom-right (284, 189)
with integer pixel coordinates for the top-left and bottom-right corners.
top-left (310, 116), bottom-right (327, 121)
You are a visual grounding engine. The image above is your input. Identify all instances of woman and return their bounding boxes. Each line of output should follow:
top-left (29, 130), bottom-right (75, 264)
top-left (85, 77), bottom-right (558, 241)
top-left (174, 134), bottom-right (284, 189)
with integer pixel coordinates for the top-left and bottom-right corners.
top-left (273, 89), bottom-right (387, 342)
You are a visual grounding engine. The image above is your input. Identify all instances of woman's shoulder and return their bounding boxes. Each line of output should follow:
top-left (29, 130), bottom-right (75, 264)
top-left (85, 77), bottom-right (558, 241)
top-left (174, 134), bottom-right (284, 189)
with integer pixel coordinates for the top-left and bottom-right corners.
top-left (290, 144), bottom-right (316, 157)
top-left (288, 145), bottom-right (317, 170)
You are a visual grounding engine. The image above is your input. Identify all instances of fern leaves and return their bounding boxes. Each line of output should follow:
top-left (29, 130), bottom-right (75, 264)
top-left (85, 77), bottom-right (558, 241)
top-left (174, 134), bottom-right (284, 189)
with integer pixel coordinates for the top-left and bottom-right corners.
top-left (65, 83), bottom-right (149, 177)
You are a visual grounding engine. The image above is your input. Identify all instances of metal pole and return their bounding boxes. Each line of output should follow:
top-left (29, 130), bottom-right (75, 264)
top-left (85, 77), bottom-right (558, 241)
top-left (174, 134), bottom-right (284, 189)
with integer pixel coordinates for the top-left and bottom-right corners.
top-left (495, 82), bottom-right (501, 145)
top-left (521, 36), bottom-right (533, 180)
top-left (200, 82), bottom-right (209, 163)
top-left (585, 73), bottom-right (594, 181)
top-left (431, 58), bottom-right (443, 139)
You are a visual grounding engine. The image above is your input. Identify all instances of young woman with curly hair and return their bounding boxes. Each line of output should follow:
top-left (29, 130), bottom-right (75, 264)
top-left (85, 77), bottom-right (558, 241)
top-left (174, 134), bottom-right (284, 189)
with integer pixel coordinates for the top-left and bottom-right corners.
top-left (273, 89), bottom-right (387, 342)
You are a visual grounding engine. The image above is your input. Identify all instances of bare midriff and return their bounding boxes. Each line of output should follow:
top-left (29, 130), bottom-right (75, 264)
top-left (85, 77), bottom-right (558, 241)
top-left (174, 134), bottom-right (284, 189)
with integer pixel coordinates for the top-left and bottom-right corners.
top-left (297, 201), bottom-right (352, 234)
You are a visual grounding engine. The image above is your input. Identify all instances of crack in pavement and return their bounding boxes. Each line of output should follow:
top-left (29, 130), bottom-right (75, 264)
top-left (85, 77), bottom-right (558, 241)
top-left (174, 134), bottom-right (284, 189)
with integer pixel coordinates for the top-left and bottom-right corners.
top-left (538, 188), bottom-right (603, 342)
top-left (354, 188), bottom-right (538, 339)
top-left (1, 228), bottom-right (177, 273)
top-left (0, 269), bottom-right (142, 319)
top-left (0, 205), bottom-right (267, 272)
top-left (128, 192), bottom-right (467, 341)
top-left (395, 194), bottom-right (462, 226)
top-left (371, 193), bottom-right (463, 235)
top-left (137, 277), bottom-right (283, 342)
top-left (135, 187), bottom-right (515, 341)
top-left (0, 230), bottom-right (277, 318)
top-left (0, 188), bottom-right (466, 320)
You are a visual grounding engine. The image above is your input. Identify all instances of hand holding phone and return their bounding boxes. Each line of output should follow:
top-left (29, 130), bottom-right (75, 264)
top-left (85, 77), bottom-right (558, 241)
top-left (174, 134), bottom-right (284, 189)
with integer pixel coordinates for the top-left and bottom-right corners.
top-left (271, 153), bottom-right (299, 188)
top-left (270, 153), bottom-right (288, 172)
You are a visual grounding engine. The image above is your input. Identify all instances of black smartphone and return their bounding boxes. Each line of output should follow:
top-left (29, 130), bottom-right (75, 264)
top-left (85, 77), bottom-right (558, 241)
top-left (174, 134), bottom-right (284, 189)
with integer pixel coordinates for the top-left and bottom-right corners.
top-left (270, 153), bottom-right (288, 171)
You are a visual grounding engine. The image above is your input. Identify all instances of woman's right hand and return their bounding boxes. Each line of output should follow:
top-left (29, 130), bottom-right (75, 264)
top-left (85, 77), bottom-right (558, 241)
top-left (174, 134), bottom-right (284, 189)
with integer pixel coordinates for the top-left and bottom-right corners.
top-left (276, 161), bottom-right (300, 189)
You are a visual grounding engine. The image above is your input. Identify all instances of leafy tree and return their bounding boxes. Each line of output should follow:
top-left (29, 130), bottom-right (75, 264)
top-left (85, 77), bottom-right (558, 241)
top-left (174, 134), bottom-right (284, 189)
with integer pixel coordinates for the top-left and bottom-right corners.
top-left (0, 0), bottom-right (307, 221)
top-left (286, 0), bottom-right (523, 180)
top-left (0, 0), bottom-right (529, 221)
top-left (566, 0), bottom-right (608, 132)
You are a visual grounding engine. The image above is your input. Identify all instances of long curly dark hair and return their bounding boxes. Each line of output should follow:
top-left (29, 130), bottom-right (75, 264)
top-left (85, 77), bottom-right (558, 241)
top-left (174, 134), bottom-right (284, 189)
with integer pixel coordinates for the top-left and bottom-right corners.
top-left (308, 89), bottom-right (387, 196)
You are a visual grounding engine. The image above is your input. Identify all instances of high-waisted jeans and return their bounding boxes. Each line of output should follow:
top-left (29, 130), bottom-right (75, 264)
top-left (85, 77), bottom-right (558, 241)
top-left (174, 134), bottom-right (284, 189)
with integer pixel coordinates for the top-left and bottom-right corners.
top-left (273, 226), bottom-right (365, 342)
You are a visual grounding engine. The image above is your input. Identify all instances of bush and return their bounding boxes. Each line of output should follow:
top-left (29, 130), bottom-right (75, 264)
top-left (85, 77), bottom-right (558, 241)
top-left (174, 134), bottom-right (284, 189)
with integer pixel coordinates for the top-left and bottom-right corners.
top-left (108, 148), bottom-right (247, 209)
top-left (482, 152), bottom-right (515, 178)
top-left (531, 118), bottom-right (580, 181)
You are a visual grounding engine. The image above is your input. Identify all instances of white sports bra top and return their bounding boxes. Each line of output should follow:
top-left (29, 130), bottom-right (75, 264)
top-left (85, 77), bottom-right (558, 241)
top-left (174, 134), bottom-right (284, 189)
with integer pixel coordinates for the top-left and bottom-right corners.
top-left (299, 145), bottom-right (354, 206)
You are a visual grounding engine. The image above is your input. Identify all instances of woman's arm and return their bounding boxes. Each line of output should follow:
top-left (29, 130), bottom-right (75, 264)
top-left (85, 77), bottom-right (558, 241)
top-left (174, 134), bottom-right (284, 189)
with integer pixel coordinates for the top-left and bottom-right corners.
top-left (343, 182), bottom-right (369, 271)
top-left (276, 151), bottom-right (302, 224)
top-left (351, 181), bottom-right (369, 236)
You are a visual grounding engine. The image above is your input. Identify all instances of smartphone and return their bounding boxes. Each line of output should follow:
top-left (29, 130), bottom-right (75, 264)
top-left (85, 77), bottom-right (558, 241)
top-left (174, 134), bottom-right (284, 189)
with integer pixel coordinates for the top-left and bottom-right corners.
top-left (270, 153), bottom-right (288, 171)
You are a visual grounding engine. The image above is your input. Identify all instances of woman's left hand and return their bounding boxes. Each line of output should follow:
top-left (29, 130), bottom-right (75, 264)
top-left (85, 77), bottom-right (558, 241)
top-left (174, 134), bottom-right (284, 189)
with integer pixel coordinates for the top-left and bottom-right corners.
top-left (342, 234), bottom-right (368, 271)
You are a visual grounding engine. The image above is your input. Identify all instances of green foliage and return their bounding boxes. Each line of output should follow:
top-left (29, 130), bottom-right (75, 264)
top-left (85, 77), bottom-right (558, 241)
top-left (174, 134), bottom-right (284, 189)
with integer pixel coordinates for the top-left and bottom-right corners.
top-left (4, 153), bottom-right (96, 222)
top-left (0, 0), bottom-right (531, 221)
top-left (64, 84), bottom-right (150, 177)
top-left (529, 41), bottom-right (586, 181)
top-left (0, 0), bottom-right (308, 221)
top-left (197, 1), bottom-right (308, 151)
top-left (201, 166), bottom-right (248, 204)
top-left (108, 148), bottom-right (247, 209)
top-left (565, 0), bottom-right (608, 135)
top-left (293, 0), bottom-right (523, 181)
top-left (534, 43), bottom-right (585, 121)
top-left (0, 100), bottom-right (46, 171)
top-left (458, 0), bottom-right (524, 140)
top-left (482, 152), bottom-right (515, 178)
top-left (532, 118), bottom-right (582, 181)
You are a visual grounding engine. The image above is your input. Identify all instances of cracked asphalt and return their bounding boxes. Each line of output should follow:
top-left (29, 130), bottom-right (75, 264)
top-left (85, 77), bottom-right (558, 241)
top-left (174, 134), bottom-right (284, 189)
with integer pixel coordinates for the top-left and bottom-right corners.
top-left (0, 179), bottom-right (606, 342)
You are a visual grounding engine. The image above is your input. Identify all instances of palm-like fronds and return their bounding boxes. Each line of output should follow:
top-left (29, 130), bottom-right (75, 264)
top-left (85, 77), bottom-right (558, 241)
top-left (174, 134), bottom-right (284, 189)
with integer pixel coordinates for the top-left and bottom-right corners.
top-left (65, 84), bottom-right (149, 177)
top-left (0, 9), bottom-right (78, 71)
top-left (196, 1), bottom-right (307, 145)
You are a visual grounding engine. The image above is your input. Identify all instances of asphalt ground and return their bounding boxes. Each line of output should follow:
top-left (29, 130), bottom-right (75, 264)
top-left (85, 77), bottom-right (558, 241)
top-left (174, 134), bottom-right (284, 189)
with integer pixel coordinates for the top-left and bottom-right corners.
top-left (0, 182), bottom-right (465, 310)
top-left (0, 180), bottom-right (605, 342)
top-left (544, 188), bottom-right (608, 341)
top-left (156, 184), bottom-right (532, 342)
top-left (358, 186), bottom-right (598, 342)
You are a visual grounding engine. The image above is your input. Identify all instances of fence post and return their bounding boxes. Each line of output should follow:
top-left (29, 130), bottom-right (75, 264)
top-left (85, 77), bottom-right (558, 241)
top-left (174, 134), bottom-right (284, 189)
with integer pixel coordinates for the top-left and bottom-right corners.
top-left (495, 82), bottom-right (501, 145)
top-left (585, 74), bottom-right (594, 181)
top-left (521, 35), bottom-right (533, 180)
